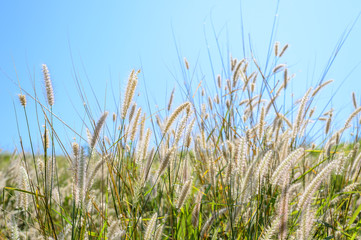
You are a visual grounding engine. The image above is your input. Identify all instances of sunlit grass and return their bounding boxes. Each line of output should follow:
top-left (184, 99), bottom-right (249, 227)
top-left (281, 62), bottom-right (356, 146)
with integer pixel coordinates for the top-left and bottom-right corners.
top-left (1, 41), bottom-right (361, 240)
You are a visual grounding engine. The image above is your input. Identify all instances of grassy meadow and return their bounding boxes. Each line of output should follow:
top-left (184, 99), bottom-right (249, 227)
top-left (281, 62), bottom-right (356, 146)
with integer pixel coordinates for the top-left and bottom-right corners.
top-left (1, 44), bottom-right (361, 240)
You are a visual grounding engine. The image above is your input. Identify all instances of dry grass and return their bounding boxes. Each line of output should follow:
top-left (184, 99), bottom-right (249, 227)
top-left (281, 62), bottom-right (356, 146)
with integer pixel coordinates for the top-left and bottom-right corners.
top-left (1, 46), bottom-right (361, 240)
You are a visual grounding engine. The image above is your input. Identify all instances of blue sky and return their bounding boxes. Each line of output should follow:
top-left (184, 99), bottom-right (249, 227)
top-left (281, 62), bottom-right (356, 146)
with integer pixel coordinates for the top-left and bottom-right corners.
top-left (1, 1), bottom-right (361, 152)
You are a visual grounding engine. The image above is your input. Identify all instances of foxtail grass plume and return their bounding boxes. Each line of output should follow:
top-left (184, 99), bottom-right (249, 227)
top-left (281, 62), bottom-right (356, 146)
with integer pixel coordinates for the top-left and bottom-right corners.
top-left (155, 146), bottom-right (175, 181)
top-left (235, 137), bottom-right (247, 173)
top-left (200, 216), bottom-right (215, 238)
top-left (311, 79), bottom-right (333, 97)
top-left (273, 64), bottom-right (286, 73)
top-left (139, 113), bottom-right (146, 142)
top-left (293, 88), bottom-right (312, 140)
top-left (46, 157), bottom-right (54, 199)
top-left (37, 158), bottom-right (44, 176)
top-left (168, 88), bottom-right (175, 111)
top-left (90, 111), bottom-right (109, 149)
top-left (130, 108), bottom-right (141, 142)
top-left (352, 92), bottom-right (358, 109)
top-left (233, 59), bottom-right (245, 86)
top-left (296, 204), bottom-right (315, 240)
top-left (136, 128), bottom-right (151, 164)
top-left (107, 220), bottom-right (125, 240)
top-left (154, 224), bottom-right (165, 240)
top-left (19, 166), bottom-right (30, 210)
top-left (192, 190), bottom-right (203, 228)
top-left (144, 213), bottom-right (158, 240)
top-left (174, 110), bottom-right (191, 145)
top-left (77, 148), bottom-right (86, 206)
top-left (42, 64), bottom-right (54, 106)
top-left (200, 208), bottom-right (227, 237)
top-left (279, 44), bottom-right (289, 57)
top-left (72, 143), bottom-right (79, 205)
top-left (128, 102), bottom-right (137, 122)
top-left (344, 106), bottom-right (361, 129)
top-left (257, 150), bottom-right (273, 184)
top-left (297, 157), bottom-right (338, 210)
top-left (230, 55), bottom-right (236, 71)
top-left (278, 173), bottom-right (290, 240)
top-left (42, 127), bottom-right (50, 149)
top-left (18, 94), bottom-right (26, 107)
top-left (284, 69), bottom-right (288, 89)
top-left (177, 178), bottom-right (192, 209)
top-left (142, 148), bottom-right (155, 184)
top-left (260, 217), bottom-right (281, 240)
top-left (11, 220), bottom-right (20, 240)
top-left (184, 57), bottom-right (189, 70)
top-left (185, 118), bottom-right (195, 148)
top-left (217, 74), bottom-right (222, 88)
top-left (121, 70), bottom-right (139, 119)
top-left (258, 106), bottom-right (265, 139)
top-left (274, 41), bottom-right (280, 56)
top-left (86, 157), bottom-right (105, 192)
top-left (271, 148), bottom-right (304, 186)
top-left (163, 102), bottom-right (190, 135)
top-left (325, 117), bottom-right (331, 135)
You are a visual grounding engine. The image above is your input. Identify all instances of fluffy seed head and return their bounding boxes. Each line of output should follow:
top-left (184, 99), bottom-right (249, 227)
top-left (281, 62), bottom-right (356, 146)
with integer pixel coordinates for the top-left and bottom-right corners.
top-left (297, 157), bottom-right (338, 210)
top-left (279, 44), bottom-right (289, 57)
top-left (352, 92), bottom-right (358, 109)
top-left (271, 148), bottom-right (304, 186)
top-left (177, 179), bottom-right (192, 209)
top-left (217, 74), bottom-right (222, 88)
top-left (312, 79), bottom-right (333, 97)
top-left (168, 88), bottom-right (175, 111)
top-left (130, 108), bottom-right (142, 142)
top-left (128, 102), bottom-right (137, 122)
top-left (144, 213), bottom-right (158, 240)
top-left (325, 117), bottom-right (331, 135)
top-left (19, 166), bottom-right (30, 210)
top-left (154, 224), bottom-right (165, 240)
top-left (42, 64), bottom-right (54, 106)
top-left (274, 41), bottom-right (280, 56)
top-left (184, 57), bottom-right (189, 70)
top-left (43, 128), bottom-right (50, 149)
top-left (273, 64), bottom-right (286, 73)
top-left (121, 70), bottom-right (139, 119)
top-left (156, 147), bottom-right (175, 181)
top-left (18, 94), bottom-right (27, 107)
top-left (163, 102), bottom-right (190, 135)
top-left (284, 69), bottom-right (288, 89)
top-left (90, 111), bottom-right (109, 149)
top-left (192, 191), bottom-right (203, 227)
top-left (344, 106), bottom-right (361, 129)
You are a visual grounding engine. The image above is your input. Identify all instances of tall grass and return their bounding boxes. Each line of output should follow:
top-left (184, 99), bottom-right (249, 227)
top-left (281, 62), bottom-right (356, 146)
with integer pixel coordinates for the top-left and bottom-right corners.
top-left (1, 44), bottom-right (361, 240)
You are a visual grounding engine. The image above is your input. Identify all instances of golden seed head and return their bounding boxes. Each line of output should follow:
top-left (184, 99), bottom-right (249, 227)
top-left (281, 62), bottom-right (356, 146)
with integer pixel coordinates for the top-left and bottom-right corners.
top-left (72, 142), bottom-right (79, 157)
top-left (42, 64), bottom-right (54, 106)
top-left (121, 70), bottom-right (139, 119)
top-left (273, 64), bottom-right (286, 73)
top-left (352, 92), bottom-right (357, 109)
top-left (18, 94), bottom-right (27, 107)
top-left (279, 44), bottom-right (289, 57)
top-left (184, 57), bottom-right (189, 70)
top-left (217, 75), bottom-right (222, 88)
top-left (284, 68), bottom-right (288, 89)
top-left (274, 41), bottom-right (280, 56)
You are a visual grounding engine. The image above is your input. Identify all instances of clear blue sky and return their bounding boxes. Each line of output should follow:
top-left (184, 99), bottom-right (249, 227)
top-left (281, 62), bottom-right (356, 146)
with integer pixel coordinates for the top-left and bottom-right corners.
top-left (1, 1), bottom-right (361, 152)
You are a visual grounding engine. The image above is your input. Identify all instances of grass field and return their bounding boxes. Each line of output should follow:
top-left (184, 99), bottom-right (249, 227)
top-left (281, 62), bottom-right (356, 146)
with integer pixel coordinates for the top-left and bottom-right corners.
top-left (1, 46), bottom-right (361, 239)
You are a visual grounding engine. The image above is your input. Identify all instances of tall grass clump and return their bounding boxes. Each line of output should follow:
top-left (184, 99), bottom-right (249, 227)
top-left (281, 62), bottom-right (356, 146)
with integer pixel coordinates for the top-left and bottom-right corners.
top-left (2, 41), bottom-right (361, 240)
